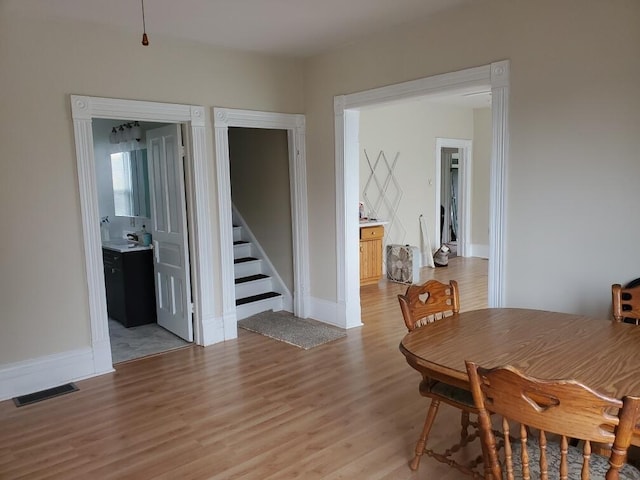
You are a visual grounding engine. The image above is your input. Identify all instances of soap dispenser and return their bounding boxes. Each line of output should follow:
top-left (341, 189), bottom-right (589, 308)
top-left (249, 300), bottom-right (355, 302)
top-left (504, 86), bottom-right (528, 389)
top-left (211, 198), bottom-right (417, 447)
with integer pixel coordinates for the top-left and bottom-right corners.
top-left (140, 225), bottom-right (152, 246)
top-left (100, 216), bottom-right (110, 242)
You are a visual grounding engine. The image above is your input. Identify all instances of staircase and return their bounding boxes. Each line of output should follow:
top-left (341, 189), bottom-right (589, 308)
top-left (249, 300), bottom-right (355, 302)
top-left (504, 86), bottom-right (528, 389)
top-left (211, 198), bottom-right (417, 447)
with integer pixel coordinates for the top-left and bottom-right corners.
top-left (233, 225), bottom-right (284, 320)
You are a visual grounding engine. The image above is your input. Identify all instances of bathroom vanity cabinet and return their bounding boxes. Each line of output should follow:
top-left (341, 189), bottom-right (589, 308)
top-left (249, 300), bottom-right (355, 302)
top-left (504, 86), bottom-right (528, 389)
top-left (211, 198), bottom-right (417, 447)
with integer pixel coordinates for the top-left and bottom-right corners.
top-left (103, 247), bottom-right (156, 327)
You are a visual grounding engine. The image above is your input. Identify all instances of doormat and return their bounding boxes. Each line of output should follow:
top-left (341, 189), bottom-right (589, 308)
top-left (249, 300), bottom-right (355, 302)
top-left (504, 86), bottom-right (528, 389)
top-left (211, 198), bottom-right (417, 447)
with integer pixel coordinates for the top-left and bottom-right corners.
top-left (13, 383), bottom-right (78, 407)
top-left (238, 311), bottom-right (346, 350)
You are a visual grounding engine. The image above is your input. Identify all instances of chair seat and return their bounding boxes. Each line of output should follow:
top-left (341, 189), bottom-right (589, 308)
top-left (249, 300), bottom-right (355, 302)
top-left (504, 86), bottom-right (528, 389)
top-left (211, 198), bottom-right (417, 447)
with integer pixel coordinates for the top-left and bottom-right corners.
top-left (420, 379), bottom-right (475, 408)
top-left (510, 439), bottom-right (640, 480)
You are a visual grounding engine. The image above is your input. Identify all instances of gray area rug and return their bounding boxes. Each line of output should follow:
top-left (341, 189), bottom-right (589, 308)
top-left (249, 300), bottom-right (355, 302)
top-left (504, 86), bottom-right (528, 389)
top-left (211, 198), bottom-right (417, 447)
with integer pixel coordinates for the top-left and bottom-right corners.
top-left (238, 311), bottom-right (346, 350)
top-left (109, 319), bottom-right (190, 363)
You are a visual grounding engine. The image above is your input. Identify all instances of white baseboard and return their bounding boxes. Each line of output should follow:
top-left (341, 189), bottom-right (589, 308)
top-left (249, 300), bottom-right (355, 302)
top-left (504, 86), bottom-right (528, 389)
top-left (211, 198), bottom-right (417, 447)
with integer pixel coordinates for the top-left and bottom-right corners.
top-left (201, 312), bottom-right (236, 346)
top-left (469, 243), bottom-right (490, 259)
top-left (309, 296), bottom-right (362, 329)
top-left (0, 347), bottom-right (112, 402)
top-left (222, 311), bottom-right (238, 341)
top-left (92, 338), bottom-right (115, 374)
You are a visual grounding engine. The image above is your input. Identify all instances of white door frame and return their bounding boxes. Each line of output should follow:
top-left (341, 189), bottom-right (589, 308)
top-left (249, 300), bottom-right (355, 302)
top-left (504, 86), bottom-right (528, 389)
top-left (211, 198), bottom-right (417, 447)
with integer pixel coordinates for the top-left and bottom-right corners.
top-left (71, 95), bottom-right (219, 375)
top-left (334, 61), bottom-right (509, 328)
top-left (213, 107), bottom-right (310, 330)
top-left (435, 138), bottom-right (472, 257)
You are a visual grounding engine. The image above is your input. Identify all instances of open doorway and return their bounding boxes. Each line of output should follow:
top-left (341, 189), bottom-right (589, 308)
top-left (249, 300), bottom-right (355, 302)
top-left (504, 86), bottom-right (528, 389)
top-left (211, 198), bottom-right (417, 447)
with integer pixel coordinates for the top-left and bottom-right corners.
top-left (71, 95), bottom-right (220, 377)
top-left (92, 119), bottom-right (193, 364)
top-left (334, 61), bottom-right (510, 328)
top-left (435, 138), bottom-right (473, 258)
top-left (441, 147), bottom-right (460, 256)
top-left (212, 108), bottom-right (310, 330)
top-left (227, 127), bottom-right (294, 320)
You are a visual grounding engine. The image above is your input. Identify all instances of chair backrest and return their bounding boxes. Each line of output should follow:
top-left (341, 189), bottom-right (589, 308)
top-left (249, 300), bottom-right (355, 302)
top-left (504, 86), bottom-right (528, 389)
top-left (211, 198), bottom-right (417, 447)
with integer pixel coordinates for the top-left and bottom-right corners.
top-left (397, 280), bottom-right (459, 332)
top-left (465, 361), bottom-right (640, 480)
top-left (612, 283), bottom-right (640, 324)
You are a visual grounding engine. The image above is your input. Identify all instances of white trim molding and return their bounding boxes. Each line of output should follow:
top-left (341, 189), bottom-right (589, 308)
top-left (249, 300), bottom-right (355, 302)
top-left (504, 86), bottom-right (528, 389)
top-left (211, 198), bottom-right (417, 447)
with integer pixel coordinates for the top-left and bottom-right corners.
top-left (70, 95), bottom-right (218, 385)
top-left (333, 104), bottom-right (362, 329)
top-left (213, 107), bottom-right (310, 333)
top-left (309, 296), bottom-right (349, 329)
top-left (488, 61), bottom-right (510, 307)
top-left (335, 60), bottom-right (510, 324)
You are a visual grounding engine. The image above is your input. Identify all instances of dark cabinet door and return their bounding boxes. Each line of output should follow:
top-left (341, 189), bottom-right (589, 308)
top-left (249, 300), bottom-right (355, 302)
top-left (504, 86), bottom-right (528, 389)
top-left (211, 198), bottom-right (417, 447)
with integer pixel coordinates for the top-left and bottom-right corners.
top-left (104, 264), bottom-right (126, 322)
top-left (103, 248), bottom-right (156, 327)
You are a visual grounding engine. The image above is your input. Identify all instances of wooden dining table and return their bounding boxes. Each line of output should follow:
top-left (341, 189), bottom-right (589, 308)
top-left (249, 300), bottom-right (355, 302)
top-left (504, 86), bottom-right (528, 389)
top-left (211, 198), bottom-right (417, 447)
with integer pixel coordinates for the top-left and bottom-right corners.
top-left (399, 308), bottom-right (640, 440)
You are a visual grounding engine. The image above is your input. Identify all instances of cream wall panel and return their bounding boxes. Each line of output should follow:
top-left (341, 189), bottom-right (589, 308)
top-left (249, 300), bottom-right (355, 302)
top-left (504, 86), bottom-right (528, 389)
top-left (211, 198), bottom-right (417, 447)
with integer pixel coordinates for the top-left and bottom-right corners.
top-left (304, 0), bottom-right (640, 315)
top-left (0, 11), bottom-right (303, 364)
top-left (359, 101), bottom-right (473, 251)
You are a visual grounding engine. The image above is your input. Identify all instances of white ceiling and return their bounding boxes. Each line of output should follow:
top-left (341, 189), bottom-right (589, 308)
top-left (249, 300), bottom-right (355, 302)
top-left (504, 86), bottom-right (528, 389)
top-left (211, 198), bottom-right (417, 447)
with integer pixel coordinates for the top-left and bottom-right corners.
top-left (5, 0), bottom-right (473, 58)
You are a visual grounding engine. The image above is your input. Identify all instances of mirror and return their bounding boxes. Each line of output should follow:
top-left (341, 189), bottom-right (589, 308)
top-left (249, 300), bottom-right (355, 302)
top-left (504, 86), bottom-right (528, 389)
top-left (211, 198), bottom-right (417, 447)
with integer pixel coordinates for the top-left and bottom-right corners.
top-left (111, 149), bottom-right (150, 218)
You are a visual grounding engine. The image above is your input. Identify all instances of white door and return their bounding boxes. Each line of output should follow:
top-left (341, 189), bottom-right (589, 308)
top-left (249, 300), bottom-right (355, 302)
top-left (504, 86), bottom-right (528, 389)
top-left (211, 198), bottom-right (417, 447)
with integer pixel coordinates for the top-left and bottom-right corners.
top-left (147, 125), bottom-right (193, 341)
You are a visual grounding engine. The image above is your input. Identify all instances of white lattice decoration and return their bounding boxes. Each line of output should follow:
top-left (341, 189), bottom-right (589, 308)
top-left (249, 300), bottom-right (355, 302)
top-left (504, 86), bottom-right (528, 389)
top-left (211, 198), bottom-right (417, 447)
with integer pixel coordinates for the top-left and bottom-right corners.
top-left (362, 149), bottom-right (406, 244)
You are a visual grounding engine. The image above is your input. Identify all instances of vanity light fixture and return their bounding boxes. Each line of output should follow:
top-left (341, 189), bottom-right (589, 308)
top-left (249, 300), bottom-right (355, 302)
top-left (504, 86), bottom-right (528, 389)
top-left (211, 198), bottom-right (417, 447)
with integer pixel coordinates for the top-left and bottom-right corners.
top-left (141, 0), bottom-right (149, 46)
top-left (109, 122), bottom-right (143, 145)
top-left (130, 121), bottom-right (142, 141)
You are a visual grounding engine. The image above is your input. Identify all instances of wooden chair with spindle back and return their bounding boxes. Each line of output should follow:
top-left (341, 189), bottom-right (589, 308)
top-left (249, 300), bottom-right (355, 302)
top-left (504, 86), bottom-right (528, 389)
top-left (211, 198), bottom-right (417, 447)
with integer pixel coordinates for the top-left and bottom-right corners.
top-left (465, 361), bottom-right (640, 480)
top-left (398, 280), bottom-right (483, 475)
top-left (613, 282), bottom-right (640, 324)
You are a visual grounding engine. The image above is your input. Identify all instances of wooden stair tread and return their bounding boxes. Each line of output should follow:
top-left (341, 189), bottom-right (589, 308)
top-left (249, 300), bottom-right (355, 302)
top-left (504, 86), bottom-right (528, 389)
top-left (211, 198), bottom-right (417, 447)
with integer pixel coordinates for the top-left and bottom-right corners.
top-left (234, 257), bottom-right (258, 264)
top-left (235, 274), bottom-right (269, 284)
top-left (236, 291), bottom-right (281, 306)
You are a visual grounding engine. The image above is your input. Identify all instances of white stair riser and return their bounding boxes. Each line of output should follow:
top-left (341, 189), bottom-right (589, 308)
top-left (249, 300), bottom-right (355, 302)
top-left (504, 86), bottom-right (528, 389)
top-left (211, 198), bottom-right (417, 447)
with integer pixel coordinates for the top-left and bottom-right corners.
top-left (235, 277), bottom-right (273, 299)
top-left (234, 259), bottom-right (262, 279)
top-left (236, 297), bottom-right (283, 321)
top-left (233, 226), bottom-right (242, 242)
top-left (233, 243), bottom-right (252, 259)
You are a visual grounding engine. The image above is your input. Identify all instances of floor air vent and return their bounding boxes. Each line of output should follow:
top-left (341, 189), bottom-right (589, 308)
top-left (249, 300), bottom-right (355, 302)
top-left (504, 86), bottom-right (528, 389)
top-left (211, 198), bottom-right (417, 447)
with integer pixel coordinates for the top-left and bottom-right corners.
top-left (13, 383), bottom-right (78, 407)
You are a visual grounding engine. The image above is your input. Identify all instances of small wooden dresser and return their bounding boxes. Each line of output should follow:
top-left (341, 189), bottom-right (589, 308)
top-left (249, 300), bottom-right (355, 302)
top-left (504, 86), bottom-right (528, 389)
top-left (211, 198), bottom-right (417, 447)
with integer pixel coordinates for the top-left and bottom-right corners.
top-left (359, 224), bottom-right (384, 286)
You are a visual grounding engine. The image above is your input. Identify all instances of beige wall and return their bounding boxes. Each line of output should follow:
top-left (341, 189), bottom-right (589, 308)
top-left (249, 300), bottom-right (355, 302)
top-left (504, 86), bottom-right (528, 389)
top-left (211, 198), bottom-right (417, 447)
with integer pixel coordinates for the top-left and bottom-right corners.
top-left (229, 128), bottom-right (294, 291)
top-left (0, 8), bottom-right (304, 364)
top-left (304, 0), bottom-right (640, 315)
top-left (358, 100), bottom-right (474, 253)
top-left (471, 108), bottom-right (491, 249)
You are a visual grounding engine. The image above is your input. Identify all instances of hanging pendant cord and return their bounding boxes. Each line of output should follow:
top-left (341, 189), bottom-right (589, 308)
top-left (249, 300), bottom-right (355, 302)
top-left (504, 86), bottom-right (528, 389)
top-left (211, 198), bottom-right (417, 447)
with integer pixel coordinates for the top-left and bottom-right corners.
top-left (141, 0), bottom-right (149, 46)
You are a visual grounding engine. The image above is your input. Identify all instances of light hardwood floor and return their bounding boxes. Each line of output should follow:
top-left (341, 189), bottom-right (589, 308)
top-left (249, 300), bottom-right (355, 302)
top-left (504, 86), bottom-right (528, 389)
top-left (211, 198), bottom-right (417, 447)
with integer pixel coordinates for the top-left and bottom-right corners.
top-left (0, 257), bottom-right (488, 480)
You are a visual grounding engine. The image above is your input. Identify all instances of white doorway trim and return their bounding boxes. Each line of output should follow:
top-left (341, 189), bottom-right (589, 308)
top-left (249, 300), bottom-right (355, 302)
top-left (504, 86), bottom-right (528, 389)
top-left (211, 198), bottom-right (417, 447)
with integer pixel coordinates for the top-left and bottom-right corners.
top-left (71, 95), bottom-right (218, 376)
top-left (213, 107), bottom-right (310, 332)
top-left (334, 61), bottom-right (509, 327)
top-left (435, 138), bottom-right (472, 257)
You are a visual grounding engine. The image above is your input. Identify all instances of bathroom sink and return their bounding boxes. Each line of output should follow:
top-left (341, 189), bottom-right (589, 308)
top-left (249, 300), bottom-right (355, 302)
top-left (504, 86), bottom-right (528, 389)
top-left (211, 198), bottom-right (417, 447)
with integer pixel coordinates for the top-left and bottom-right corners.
top-left (104, 238), bottom-right (134, 246)
top-left (102, 238), bottom-right (151, 253)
